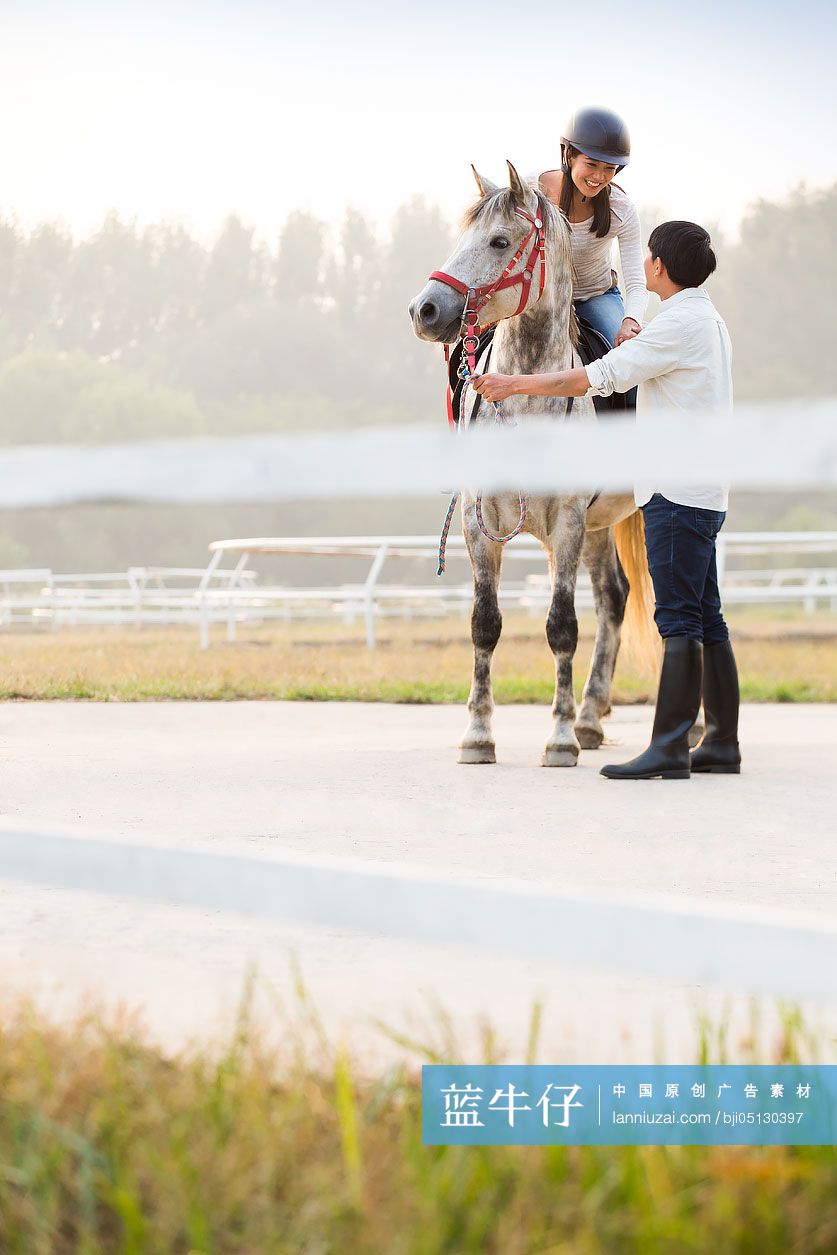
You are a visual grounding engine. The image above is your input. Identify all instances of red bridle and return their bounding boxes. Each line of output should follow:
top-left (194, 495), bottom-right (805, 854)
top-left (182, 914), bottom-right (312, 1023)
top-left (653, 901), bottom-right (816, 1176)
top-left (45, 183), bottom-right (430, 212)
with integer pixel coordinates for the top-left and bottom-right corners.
top-left (429, 205), bottom-right (546, 379)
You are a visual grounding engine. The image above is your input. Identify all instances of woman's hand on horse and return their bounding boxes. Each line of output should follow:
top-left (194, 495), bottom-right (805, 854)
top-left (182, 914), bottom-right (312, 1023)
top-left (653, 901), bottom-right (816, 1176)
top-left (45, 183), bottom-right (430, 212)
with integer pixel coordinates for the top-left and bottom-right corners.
top-left (471, 373), bottom-right (518, 402)
top-left (614, 317), bottom-right (641, 347)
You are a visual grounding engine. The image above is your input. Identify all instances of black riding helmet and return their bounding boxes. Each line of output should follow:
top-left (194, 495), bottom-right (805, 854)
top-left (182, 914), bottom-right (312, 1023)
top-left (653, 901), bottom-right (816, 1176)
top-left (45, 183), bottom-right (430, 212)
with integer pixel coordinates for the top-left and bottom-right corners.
top-left (561, 106), bottom-right (631, 172)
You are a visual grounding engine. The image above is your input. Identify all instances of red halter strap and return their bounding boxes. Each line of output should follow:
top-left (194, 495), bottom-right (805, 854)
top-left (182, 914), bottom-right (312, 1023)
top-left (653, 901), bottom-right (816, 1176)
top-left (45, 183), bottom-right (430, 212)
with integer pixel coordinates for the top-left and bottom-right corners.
top-left (429, 205), bottom-right (546, 376)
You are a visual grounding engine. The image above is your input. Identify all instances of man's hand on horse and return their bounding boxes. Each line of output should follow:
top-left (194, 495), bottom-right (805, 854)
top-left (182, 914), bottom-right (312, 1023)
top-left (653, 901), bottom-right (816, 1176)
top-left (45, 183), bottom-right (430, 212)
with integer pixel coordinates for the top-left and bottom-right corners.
top-left (471, 373), bottom-right (518, 403)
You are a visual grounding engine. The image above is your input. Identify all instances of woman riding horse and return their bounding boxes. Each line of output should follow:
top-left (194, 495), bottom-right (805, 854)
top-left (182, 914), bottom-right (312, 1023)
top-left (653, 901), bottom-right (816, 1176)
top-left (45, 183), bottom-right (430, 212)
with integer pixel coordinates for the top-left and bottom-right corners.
top-left (536, 107), bottom-right (645, 363)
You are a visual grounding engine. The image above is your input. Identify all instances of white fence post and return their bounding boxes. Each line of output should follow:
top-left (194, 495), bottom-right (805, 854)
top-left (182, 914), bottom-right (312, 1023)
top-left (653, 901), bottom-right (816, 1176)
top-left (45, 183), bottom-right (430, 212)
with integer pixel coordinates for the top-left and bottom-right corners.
top-left (363, 544), bottom-right (389, 648)
top-left (198, 551), bottom-right (223, 650)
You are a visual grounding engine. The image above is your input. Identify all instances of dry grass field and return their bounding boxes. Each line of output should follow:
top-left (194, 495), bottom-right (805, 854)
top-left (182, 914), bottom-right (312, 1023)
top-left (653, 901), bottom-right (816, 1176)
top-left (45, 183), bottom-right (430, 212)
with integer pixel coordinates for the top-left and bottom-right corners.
top-left (0, 607), bottom-right (834, 703)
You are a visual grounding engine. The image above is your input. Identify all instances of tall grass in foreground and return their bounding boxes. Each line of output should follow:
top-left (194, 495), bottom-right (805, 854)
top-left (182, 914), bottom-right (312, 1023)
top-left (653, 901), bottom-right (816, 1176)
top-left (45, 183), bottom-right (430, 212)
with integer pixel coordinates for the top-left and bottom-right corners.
top-left (0, 995), bottom-right (835, 1254)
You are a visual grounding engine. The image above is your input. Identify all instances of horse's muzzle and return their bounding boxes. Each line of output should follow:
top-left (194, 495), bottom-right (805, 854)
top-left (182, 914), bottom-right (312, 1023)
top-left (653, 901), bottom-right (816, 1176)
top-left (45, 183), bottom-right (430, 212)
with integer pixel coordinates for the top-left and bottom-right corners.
top-left (408, 281), bottom-right (464, 344)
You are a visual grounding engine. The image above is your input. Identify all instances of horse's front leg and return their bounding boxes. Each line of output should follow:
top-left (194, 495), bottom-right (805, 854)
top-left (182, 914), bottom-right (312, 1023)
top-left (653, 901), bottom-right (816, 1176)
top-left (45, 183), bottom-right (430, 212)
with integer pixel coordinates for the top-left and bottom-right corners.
top-left (543, 503), bottom-right (587, 767)
top-left (459, 506), bottom-right (504, 764)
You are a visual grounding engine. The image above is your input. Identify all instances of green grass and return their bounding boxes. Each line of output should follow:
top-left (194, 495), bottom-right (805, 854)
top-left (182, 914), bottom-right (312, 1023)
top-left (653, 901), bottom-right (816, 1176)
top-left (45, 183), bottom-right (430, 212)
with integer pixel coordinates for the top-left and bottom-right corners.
top-left (0, 611), bottom-right (834, 703)
top-left (0, 675), bottom-right (828, 704)
top-left (0, 994), bottom-right (835, 1254)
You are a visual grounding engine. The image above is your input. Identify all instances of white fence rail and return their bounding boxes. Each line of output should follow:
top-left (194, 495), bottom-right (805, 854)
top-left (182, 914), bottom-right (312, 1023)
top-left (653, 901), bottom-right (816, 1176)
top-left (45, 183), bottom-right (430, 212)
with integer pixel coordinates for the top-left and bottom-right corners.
top-left (1, 533), bottom-right (835, 648)
top-left (0, 563), bottom-right (256, 633)
top-left (204, 531), bottom-right (837, 647)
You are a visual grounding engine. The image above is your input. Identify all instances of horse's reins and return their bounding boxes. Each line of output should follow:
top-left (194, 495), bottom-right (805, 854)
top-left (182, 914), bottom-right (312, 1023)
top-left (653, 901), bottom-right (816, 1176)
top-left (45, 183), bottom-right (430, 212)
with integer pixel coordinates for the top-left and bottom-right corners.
top-left (429, 206), bottom-right (547, 574)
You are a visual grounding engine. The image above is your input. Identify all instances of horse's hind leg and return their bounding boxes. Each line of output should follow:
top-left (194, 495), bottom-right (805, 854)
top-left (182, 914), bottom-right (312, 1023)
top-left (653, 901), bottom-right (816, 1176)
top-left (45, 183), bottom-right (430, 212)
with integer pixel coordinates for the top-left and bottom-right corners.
top-left (543, 503), bottom-right (587, 767)
top-left (575, 527), bottom-right (629, 749)
top-left (459, 528), bottom-right (504, 765)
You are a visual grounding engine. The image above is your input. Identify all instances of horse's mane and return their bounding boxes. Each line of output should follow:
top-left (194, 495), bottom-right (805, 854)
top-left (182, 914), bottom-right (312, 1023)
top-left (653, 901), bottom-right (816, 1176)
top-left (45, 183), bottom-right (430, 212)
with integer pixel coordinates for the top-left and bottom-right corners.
top-left (462, 185), bottom-right (570, 262)
top-left (462, 186), bottom-right (519, 228)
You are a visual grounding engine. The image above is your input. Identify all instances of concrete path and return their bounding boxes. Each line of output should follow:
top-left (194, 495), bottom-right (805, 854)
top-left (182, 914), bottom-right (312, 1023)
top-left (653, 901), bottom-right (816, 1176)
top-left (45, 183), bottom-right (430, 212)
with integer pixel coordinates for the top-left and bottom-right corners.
top-left (1, 702), bottom-right (834, 1066)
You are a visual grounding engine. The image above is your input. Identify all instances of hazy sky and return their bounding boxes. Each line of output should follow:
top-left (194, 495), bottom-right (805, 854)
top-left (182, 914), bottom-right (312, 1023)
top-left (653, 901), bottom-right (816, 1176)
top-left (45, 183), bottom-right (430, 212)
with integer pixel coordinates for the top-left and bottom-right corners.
top-left (2, 0), bottom-right (835, 240)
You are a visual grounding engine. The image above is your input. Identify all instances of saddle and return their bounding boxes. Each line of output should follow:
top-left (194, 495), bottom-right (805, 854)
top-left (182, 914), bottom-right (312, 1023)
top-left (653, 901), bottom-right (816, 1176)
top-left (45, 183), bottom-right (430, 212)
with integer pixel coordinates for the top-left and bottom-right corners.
top-left (574, 318), bottom-right (633, 414)
top-left (447, 316), bottom-right (633, 425)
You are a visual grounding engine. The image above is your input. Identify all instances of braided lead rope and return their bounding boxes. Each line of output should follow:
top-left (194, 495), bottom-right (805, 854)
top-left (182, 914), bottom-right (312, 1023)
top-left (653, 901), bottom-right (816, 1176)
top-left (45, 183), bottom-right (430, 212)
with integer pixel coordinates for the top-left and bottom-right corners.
top-left (436, 491), bottom-right (460, 576)
top-left (474, 489), bottom-right (528, 544)
top-left (436, 354), bottom-right (527, 575)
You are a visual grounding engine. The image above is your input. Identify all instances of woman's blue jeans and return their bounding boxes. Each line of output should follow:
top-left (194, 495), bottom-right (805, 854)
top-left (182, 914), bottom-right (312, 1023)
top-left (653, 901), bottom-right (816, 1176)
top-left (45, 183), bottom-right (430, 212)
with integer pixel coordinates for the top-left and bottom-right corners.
top-left (642, 493), bottom-right (730, 645)
top-left (574, 284), bottom-right (627, 345)
top-left (575, 284), bottom-right (637, 408)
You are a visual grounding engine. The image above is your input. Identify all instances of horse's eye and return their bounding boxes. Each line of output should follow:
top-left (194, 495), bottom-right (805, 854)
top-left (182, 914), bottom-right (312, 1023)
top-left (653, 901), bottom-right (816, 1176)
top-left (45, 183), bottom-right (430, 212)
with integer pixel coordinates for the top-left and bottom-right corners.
top-left (490, 235), bottom-right (510, 250)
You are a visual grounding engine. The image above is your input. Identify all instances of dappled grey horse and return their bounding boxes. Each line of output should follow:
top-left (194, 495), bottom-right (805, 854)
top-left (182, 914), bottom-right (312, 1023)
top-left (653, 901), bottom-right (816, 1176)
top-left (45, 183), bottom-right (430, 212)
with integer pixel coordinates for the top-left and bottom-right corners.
top-left (409, 162), bottom-right (656, 765)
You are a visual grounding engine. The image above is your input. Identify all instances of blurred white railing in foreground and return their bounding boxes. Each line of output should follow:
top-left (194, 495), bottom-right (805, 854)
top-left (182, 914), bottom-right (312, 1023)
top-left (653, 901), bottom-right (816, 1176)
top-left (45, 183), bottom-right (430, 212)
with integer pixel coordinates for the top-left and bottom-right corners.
top-left (1, 828), bottom-right (836, 1002)
top-left (0, 401), bottom-right (834, 507)
top-left (2, 532), bottom-right (835, 648)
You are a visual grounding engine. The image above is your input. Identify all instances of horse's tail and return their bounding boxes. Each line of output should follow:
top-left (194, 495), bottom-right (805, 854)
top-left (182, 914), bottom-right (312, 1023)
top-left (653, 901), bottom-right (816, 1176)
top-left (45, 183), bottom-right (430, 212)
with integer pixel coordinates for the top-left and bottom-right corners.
top-left (613, 511), bottom-right (659, 677)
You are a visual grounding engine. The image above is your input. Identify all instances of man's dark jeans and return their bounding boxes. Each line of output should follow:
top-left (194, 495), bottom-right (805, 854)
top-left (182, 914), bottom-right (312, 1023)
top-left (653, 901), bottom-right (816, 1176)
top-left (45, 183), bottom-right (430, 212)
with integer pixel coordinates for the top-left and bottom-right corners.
top-left (641, 493), bottom-right (730, 644)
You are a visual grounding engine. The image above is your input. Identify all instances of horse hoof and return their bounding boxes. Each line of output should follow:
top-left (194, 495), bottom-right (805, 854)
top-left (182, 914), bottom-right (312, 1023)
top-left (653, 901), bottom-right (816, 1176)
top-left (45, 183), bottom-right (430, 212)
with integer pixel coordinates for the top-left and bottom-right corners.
top-left (575, 724), bottom-right (604, 750)
top-left (541, 747), bottom-right (579, 768)
top-left (688, 722), bottom-right (704, 748)
top-left (458, 744), bottom-right (496, 764)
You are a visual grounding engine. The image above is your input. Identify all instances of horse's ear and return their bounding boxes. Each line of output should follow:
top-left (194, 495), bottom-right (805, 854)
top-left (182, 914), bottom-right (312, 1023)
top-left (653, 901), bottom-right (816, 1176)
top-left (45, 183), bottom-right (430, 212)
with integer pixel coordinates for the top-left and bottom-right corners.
top-left (506, 160), bottom-right (534, 207)
top-left (471, 165), bottom-right (499, 198)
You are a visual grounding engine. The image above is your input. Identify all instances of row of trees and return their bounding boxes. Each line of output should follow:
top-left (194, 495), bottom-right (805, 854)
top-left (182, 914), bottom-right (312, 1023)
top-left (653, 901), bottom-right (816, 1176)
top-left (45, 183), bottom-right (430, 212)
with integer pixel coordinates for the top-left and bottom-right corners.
top-left (708, 184), bottom-right (837, 400)
top-left (0, 199), bottom-right (453, 441)
top-left (0, 183), bottom-right (834, 447)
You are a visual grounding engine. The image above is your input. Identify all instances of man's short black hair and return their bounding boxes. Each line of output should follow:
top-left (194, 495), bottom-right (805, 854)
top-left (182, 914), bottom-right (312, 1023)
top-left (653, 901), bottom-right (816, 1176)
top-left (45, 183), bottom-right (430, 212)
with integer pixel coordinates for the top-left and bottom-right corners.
top-left (648, 220), bottom-right (717, 288)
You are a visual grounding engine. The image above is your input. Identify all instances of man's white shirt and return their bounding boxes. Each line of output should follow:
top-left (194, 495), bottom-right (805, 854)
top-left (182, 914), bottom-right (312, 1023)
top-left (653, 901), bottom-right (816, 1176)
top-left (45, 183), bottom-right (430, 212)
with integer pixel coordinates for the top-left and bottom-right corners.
top-left (584, 287), bottom-right (733, 511)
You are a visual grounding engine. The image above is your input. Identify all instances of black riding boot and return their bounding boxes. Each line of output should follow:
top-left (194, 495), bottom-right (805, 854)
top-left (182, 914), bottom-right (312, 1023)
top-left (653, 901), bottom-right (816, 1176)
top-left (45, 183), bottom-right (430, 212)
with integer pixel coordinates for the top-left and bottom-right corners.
top-left (690, 639), bottom-right (741, 774)
top-left (601, 637), bottom-right (703, 780)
